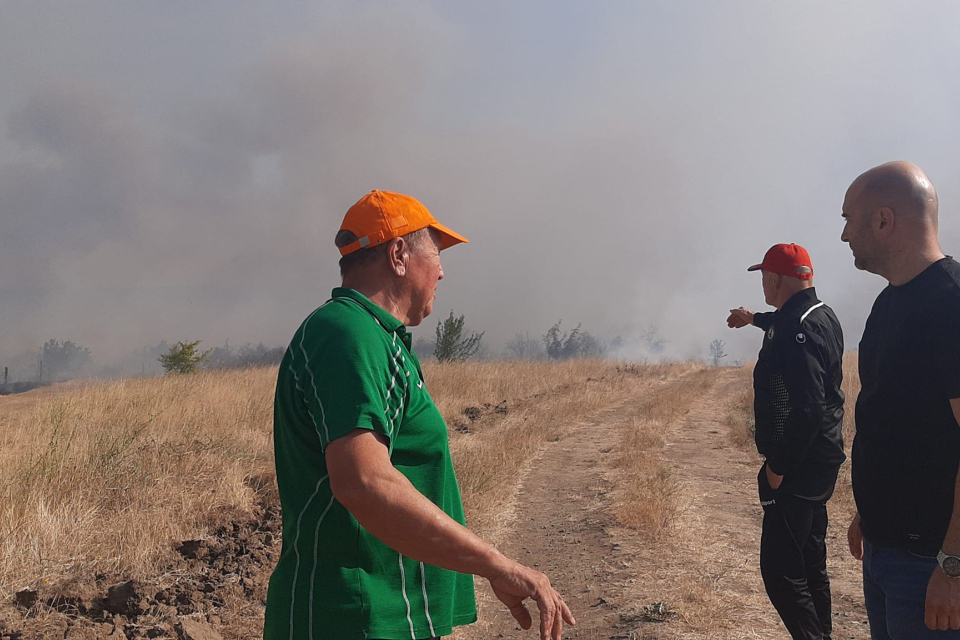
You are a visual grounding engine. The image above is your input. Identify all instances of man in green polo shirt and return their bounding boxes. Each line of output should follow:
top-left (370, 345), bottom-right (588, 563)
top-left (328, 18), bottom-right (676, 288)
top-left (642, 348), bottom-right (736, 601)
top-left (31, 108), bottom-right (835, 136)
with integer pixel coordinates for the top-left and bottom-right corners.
top-left (264, 190), bottom-right (575, 640)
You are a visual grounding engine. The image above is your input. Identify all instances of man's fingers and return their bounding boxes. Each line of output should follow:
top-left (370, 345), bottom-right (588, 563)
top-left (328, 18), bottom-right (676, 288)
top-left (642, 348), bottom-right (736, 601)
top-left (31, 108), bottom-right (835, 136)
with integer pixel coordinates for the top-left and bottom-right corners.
top-left (847, 537), bottom-right (862, 560)
top-left (539, 609), bottom-right (550, 640)
top-left (490, 566), bottom-right (572, 638)
top-left (924, 601), bottom-right (954, 631)
top-left (537, 596), bottom-right (555, 640)
top-left (508, 601), bottom-right (532, 630)
top-left (551, 601), bottom-right (563, 640)
top-left (846, 521), bottom-right (863, 560)
top-left (725, 312), bottom-right (744, 328)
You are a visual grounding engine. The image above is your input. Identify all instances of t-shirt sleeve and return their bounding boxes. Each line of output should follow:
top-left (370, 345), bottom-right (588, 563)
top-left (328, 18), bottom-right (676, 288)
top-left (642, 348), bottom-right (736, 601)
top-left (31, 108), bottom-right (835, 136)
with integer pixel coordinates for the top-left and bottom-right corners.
top-left (933, 292), bottom-right (960, 399)
top-left (294, 324), bottom-right (406, 450)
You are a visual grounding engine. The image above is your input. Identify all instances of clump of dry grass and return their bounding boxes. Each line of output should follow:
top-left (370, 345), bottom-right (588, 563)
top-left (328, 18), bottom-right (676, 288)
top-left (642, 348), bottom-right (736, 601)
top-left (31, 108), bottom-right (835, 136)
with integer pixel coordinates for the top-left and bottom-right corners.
top-left (0, 369), bottom-right (275, 600)
top-left (830, 351), bottom-right (860, 522)
top-left (723, 363), bottom-right (756, 451)
top-left (610, 368), bottom-right (714, 537)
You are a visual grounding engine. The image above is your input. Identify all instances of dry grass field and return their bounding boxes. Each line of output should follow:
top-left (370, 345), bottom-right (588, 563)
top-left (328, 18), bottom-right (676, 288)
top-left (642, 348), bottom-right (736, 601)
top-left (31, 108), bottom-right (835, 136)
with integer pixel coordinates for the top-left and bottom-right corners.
top-left (0, 356), bottom-right (866, 639)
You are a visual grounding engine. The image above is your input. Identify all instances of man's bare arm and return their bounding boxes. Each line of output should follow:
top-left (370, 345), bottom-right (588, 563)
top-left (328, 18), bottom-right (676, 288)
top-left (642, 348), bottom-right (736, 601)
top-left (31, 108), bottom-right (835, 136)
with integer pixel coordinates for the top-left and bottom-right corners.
top-left (326, 429), bottom-right (575, 640)
top-left (924, 397), bottom-right (960, 631)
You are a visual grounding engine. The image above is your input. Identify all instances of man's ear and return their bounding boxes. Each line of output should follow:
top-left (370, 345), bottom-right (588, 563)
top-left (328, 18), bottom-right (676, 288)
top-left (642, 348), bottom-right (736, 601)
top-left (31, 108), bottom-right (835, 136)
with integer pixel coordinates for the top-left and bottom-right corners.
top-left (385, 237), bottom-right (409, 276)
top-left (875, 206), bottom-right (895, 236)
top-left (770, 272), bottom-right (783, 291)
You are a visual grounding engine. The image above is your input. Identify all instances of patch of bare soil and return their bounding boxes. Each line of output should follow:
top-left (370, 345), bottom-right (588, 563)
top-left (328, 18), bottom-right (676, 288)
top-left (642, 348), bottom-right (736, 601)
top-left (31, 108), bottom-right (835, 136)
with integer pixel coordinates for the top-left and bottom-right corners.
top-left (472, 368), bottom-right (871, 640)
top-left (0, 505), bottom-right (280, 640)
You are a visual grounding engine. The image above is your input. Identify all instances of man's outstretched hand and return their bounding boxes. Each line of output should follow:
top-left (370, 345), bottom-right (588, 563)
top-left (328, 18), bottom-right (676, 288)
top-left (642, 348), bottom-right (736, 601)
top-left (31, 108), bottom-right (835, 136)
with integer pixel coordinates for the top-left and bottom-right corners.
top-left (488, 562), bottom-right (575, 640)
top-left (727, 307), bottom-right (755, 329)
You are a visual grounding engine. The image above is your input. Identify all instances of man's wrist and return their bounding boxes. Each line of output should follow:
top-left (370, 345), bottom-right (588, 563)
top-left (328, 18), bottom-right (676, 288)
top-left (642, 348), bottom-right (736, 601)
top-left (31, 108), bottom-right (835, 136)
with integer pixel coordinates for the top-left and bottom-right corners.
top-left (476, 547), bottom-right (511, 580)
top-left (937, 550), bottom-right (960, 578)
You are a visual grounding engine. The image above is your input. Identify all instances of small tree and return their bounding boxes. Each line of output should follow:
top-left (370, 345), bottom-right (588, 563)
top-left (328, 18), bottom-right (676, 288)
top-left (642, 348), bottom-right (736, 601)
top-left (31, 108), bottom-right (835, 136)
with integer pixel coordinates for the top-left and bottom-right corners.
top-left (505, 332), bottom-right (545, 360)
top-left (709, 338), bottom-right (728, 366)
top-left (579, 331), bottom-right (606, 358)
top-left (641, 325), bottom-right (666, 355)
top-left (544, 320), bottom-right (578, 360)
top-left (41, 339), bottom-right (93, 382)
top-left (159, 340), bottom-right (211, 374)
top-left (434, 312), bottom-right (484, 362)
top-left (543, 320), bottom-right (606, 359)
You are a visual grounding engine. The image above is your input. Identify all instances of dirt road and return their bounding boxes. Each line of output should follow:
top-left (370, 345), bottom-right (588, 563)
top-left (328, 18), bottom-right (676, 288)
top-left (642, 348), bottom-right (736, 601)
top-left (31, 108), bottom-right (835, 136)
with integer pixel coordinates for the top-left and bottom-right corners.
top-left (472, 368), bottom-right (871, 640)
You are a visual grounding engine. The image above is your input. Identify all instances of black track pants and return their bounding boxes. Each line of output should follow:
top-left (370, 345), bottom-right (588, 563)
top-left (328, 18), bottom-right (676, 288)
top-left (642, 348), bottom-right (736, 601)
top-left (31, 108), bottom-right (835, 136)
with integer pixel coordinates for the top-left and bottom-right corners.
top-left (759, 469), bottom-right (832, 640)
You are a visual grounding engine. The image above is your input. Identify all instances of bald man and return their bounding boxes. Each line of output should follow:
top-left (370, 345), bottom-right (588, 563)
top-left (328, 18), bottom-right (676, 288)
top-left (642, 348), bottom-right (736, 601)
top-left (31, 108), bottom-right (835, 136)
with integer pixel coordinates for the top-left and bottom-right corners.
top-left (842, 161), bottom-right (960, 638)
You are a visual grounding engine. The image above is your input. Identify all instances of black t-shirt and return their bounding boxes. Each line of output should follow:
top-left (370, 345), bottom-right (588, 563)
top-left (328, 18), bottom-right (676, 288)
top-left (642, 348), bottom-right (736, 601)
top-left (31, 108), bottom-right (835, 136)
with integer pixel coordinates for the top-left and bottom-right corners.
top-left (853, 257), bottom-right (960, 553)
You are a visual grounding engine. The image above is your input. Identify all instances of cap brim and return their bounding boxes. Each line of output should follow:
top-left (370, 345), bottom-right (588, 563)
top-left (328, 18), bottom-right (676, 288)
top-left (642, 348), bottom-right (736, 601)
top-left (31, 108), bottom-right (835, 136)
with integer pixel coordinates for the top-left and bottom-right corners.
top-left (747, 263), bottom-right (763, 272)
top-left (430, 222), bottom-right (468, 251)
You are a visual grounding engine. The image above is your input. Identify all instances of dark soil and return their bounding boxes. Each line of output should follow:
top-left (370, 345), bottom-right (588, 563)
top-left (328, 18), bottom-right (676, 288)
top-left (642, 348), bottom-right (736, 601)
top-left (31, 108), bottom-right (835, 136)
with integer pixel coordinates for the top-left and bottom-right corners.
top-left (1, 507), bottom-right (280, 640)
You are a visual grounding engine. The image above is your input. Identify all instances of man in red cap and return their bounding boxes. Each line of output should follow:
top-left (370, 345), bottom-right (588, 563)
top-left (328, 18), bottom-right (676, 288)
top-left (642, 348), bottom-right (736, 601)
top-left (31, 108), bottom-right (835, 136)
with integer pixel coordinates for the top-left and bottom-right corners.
top-left (727, 243), bottom-right (846, 640)
top-left (264, 190), bottom-right (574, 640)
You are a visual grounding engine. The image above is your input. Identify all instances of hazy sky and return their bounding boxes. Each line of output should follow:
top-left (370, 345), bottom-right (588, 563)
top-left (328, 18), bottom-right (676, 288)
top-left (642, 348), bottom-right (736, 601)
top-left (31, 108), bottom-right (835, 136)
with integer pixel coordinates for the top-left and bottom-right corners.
top-left (2, 1), bottom-right (960, 367)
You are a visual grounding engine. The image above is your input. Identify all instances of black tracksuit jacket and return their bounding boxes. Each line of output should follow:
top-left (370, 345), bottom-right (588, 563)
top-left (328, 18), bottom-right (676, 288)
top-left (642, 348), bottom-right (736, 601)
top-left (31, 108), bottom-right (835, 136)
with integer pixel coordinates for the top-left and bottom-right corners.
top-left (752, 288), bottom-right (846, 501)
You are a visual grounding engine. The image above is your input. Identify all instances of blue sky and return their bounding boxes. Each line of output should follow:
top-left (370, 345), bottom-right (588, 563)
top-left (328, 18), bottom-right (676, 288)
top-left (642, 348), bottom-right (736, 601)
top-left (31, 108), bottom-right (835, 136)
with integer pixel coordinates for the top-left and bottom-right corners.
top-left (2, 2), bottom-right (959, 365)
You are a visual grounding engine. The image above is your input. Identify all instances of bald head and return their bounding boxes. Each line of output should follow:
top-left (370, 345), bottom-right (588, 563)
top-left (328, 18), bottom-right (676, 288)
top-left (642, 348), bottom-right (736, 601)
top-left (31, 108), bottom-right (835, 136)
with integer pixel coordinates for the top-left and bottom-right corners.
top-left (842, 161), bottom-right (945, 284)
top-left (849, 161), bottom-right (938, 228)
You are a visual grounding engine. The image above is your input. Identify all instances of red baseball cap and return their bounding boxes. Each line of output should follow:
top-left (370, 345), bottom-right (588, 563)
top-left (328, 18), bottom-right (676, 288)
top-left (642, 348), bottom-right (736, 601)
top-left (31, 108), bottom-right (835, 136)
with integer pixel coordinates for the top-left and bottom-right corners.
top-left (338, 190), bottom-right (468, 256)
top-left (747, 243), bottom-right (814, 280)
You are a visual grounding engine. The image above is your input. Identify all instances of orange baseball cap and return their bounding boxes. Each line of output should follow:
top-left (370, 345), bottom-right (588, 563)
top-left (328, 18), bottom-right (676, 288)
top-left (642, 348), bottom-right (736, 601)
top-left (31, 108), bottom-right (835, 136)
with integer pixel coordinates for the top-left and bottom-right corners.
top-left (338, 189), bottom-right (468, 256)
top-left (747, 243), bottom-right (814, 280)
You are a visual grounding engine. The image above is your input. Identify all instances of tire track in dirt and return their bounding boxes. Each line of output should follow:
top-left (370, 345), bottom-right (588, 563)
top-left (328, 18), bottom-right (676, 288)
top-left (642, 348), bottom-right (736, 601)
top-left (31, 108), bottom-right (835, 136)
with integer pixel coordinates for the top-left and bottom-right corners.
top-left (472, 367), bottom-right (871, 640)
top-left (471, 371), bottom-right (702, 640)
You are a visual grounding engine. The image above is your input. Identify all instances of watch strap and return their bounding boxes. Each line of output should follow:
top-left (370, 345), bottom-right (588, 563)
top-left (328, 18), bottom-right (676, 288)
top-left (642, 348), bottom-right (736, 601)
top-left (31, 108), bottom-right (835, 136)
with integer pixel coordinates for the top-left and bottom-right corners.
top-left (937, 550), bottom-right (960, 578)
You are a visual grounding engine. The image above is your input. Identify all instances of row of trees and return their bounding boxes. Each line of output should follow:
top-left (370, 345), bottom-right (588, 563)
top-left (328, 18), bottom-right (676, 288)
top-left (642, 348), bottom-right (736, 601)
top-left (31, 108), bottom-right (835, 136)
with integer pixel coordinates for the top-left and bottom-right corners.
top-left (1, 338), bottom-right (289, 382)
top-left (423, 311), bottom-right (730, 366)
top-left (425, 313), bottom-right (644, 363)
top-left (157, 340), bottom-right (286, 374)
top-left (3, 325), bottom-right (732, 382)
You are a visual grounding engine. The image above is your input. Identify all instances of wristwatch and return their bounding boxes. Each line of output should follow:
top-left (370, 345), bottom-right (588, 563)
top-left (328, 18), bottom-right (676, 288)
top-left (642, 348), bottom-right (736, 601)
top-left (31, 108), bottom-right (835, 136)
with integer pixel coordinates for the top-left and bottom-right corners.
top-left (937, 550), bottom-right (960, 578)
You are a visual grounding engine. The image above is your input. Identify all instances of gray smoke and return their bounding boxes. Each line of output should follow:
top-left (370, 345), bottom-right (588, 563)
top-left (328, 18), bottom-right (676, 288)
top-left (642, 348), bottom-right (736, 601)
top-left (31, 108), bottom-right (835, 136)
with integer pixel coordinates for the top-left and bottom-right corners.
top-left (1, 2), bottom-right (959, 373)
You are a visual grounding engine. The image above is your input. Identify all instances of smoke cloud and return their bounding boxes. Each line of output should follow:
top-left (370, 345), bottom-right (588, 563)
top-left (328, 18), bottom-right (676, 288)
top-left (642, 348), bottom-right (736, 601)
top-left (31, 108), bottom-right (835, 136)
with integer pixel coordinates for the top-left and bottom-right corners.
top-left (2, 2), bottom-right (959, 374)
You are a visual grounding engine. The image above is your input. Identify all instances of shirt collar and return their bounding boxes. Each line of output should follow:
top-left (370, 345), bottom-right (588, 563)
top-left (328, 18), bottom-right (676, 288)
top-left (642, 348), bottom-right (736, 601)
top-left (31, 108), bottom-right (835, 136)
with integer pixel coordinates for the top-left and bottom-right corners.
top-left (330, 287), bottom-right (408, 336)
top-left (779, 286), bottom-right (819, 315)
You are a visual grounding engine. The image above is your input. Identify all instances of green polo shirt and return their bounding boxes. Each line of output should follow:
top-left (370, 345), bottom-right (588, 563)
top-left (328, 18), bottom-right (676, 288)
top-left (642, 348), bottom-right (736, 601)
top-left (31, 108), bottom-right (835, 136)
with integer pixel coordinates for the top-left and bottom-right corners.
top-left (264, 288), bottom-right (476, 640)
